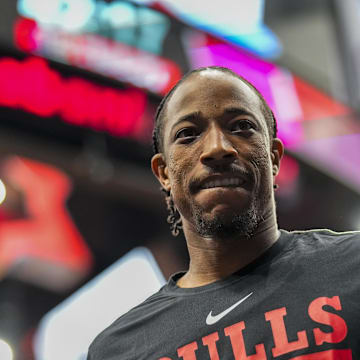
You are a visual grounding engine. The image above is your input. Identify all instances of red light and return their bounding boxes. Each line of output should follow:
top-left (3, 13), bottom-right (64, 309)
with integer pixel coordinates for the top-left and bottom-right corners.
top-left (21, 57), bottom-right (63, 117)
top-left (0, 58), bottom-right (21, 107)
top-left (0, 56), bottom-right (147, 138)
top-left (0, 157), bottom-right (92, 286)
top-left (14, 17), bottom-right (38, 52)
top-left (293, 76), bottom-right (350, 121)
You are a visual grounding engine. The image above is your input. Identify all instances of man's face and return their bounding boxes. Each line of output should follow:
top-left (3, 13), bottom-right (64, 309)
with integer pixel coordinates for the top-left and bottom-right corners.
top-left (152, 70), bottom-right (283, 238)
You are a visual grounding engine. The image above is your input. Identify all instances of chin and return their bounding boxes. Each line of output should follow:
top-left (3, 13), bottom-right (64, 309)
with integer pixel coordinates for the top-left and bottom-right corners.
top-left (192, 202), bottom-right (261, 239)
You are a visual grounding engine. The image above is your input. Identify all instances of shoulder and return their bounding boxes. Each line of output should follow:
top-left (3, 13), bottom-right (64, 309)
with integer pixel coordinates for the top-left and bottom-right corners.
top-left (87, 286), bottom-right (174, 359)
top-left (290, 228), bottom-right (360, 242)
top-left (283, 228), bottom-right (360, 254)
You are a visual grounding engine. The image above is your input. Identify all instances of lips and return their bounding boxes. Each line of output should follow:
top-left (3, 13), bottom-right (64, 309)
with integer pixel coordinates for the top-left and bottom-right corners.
top-left (193, 170), bottom-right (252, 192)
top-left (200, 177), bottom-right (245, 189)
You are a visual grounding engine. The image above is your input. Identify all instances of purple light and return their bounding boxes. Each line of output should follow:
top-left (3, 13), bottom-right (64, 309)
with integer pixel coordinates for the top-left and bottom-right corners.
top-left (292, 133), bottom-right (360, 192)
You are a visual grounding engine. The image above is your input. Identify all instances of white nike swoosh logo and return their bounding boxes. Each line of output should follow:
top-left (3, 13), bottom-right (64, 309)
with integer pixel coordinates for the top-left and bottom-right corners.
top-left (206, 292), bottom-right (253, 325)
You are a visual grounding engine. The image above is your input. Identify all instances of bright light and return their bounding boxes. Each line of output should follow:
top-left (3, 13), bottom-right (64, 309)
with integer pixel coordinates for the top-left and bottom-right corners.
top-left (34, 247), bottom-right (165, 360)
top-left (0, 179), bottom-right (6, 205)
top-left (18, 0), bottom-right (95, 32)
top-left (0, 339), bottom-right (13, 360)
top-left (102, 2), bottom-right (136, 28)
top-left (58, 0), bottom-right (96, 32)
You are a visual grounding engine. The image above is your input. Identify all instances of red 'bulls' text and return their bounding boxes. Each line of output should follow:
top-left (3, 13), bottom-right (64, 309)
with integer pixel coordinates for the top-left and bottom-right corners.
top-left (159, 296), bottom-right (351, 360)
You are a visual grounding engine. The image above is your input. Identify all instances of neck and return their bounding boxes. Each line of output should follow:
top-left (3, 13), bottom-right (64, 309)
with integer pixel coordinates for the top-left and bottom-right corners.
top-left (177, 211), bottom-right (280, 288)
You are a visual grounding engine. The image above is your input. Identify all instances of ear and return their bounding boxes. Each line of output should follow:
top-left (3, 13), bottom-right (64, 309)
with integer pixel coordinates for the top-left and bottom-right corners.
top-left (151, 153), bottom-right (171, 192)
top-left (271, 138), bottom-right (284, 177)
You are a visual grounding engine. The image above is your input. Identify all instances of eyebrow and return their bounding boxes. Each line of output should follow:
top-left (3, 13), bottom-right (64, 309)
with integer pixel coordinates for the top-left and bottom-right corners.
top-left (171, 107), bottom-right (259, 131)
top-left (223, 107), bottom-right (256, 119)
top-left (171, 111), bottom-right (203, 129)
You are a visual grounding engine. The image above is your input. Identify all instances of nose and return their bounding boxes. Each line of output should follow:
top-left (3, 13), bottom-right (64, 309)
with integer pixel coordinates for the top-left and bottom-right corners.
top-left (200, 126), bottom-right (237, 167)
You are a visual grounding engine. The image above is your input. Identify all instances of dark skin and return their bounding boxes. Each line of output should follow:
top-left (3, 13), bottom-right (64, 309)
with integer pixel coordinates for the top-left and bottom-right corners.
top-left (152, 70), bottom-right (284, 288)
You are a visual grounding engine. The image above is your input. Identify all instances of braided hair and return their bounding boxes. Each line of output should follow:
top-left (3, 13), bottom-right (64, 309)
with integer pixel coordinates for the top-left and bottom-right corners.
top-left (152, 66), bottom-right (278, 236)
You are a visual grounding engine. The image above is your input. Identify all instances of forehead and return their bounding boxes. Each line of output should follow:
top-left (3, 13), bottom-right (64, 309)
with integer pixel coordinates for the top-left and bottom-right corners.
top-left (164, 70), bottom-right (265, 126)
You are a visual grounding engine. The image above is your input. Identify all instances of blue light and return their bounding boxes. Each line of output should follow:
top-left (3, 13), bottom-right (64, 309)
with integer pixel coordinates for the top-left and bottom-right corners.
top-left (57, 0), bottom-right (96, 32)
top-left (17, 0), bottom-right (96, 32)
top-left (222, 25), bottom-right (282, 59)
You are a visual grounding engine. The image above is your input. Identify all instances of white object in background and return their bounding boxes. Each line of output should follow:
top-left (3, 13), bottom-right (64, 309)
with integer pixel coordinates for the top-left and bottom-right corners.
top-left (0, 339), bottom-right (13, 360)
top-left (0, 179), bottom-right (6, 204)
top-left (34, 247), bottom-right (165, 360)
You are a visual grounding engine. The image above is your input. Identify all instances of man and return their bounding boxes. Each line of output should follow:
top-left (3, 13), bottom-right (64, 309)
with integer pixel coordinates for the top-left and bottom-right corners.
top-left (88, 67), bottom-right (360, 359)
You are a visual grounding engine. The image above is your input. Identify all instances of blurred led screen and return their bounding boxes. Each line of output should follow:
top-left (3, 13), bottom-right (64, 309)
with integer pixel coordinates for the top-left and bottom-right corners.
top-left (15, 0), bottom-right (182, 95)
top-left (16, 0), bottom-right (281, 59)
top-left (129, 0), bottom-right (281, 58)
top-left (0, 56), bottom-right (147, 138)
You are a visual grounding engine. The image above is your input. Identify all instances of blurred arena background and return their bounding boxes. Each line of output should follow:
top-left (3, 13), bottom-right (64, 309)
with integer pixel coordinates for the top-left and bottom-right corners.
top-left (0, 0), bottom-right (359, 358)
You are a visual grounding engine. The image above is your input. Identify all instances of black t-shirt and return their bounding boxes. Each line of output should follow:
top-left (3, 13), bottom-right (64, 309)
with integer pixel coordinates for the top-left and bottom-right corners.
top-left (87, 229), bottom-right (360, 359)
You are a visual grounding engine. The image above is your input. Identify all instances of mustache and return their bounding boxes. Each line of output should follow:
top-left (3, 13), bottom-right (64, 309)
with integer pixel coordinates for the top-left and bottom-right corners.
top-left (189, 164), bottom-right (254, 193)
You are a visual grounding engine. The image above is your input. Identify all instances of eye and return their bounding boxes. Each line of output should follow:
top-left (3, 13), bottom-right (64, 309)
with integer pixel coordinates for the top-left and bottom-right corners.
top-left (175, 127), bottom-right (199, 142)
top-left (230, 120), bottom-right (255, 134)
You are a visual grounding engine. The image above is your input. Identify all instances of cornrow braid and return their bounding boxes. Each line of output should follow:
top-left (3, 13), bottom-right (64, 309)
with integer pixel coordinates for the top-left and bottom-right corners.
top-left (152, 66), bottom-right (278, 236)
